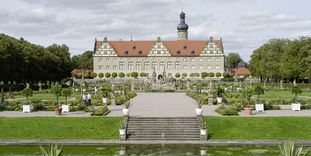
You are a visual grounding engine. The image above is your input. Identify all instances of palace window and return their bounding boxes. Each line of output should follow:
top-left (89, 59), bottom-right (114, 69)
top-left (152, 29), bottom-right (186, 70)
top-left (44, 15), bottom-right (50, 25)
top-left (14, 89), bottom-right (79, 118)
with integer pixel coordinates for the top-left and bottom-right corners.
top-left (191, 58), bottom-right (195, 62)
top-left (177, 50), bottom-right (180, 54)
top-left (128, 62), bottom-right (133, 70)
top-left (216, 65), bottom-right (220, 70)
top-left (113, 65), bottom-right (117, 70)
top-left (152, 61), bottom-right (157, 68)
top-left (138, 51), bottom-right (142, 55)
top-left (191, 50), bottom-right (195, 55)
top-left (208, 65), bottom-right (212, 70)
top-left (183, 58), bottom-right (187, 62)
top-left (125, 51), bottom-right (128, 55)
top-left (199, 58), bottom-right (203, 62)
top-left (106, 65), bottom-right (110, 70)
top-left (175, 61), bottom-right (181, 70)
top-left (167, 61), bottom-right (173, 70)
top-left (98, 58), bottom-right (103, 62)
top-left (119, 62), bottom-right (124, 70)
top-left (136, 62), bottom-right (141, 70)
top-left (98, 65), bottom-right (102, 70)
top-left (183, 65), bottom-right (187, 70)
top-left (157, 44), bottom-right (161, 49)
top-left (216, 58), bottom-right (220, 62)
top-left (191, 65), bottom-right (195, 70)
top-left (106, 58), bottom-right (110, 62)
top-left (207, 58), bottom-right (211, 62)
top-left (160, 61), bottom-right (165, 70)
top-left (144, 62), bottom-right (150, 70)
top-left (200, 65), bottom-right (203, 70)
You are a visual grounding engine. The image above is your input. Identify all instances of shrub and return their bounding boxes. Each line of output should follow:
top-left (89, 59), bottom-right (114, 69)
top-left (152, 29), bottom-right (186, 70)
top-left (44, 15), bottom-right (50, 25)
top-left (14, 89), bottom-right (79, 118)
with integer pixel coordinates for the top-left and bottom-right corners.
top-left (116, 95), bottom-right (127, 105)
top-left (140, 72), bottom-right (146, 77)
top-left (112, 72), bottom-right (118, 78)
top-left (208, 72), bottom-right (215, 77)
top-left (33, 102), bottom-right (47, 111)
top-left (119, 72), bottom-right (125, 78)
top-left (254, 85), bottom-right (265, 98)
top-left (21, 87), bottom-right (33, 104)
top-left (83, 73), bottom-right (90, 78)
top-left (131, 72), bottom-right (138, 78)
top-left (126, 73), bottom-right (131, 77)
top-left (126, 92), bottom-right (137, 98)
top-left (90, 73), bottom-right (97, 78)
top-left (223, 72), bottom-right (233, 78)
top-left (91, 106), bottom-right (110, 116)
top-left (201, 72), bottom-right (208, 79)
top-left (98, 73), bottom-right (104, 79)
top-left (216, 72), bottom-right (222, 77)
top-left (7, 101), bottom-right (22, 111)
top-left (215, 105), bottom-right (238, 116)
top-left (175, 73), bottom-right (181, 78)
top-left (264, 103), bottom-right (280, 110)
top-left (182, 73), bottom-right (187, 77)
top-left (105, 72), bottom-right (111, 78)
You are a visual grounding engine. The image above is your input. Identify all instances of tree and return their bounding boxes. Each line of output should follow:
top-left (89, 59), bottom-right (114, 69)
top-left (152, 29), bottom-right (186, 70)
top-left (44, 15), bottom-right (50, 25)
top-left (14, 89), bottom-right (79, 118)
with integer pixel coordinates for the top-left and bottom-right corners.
top-left (101, 86), bottom-right (112, 98)
top-left (216, 72), bottom-right (222, 77)
top-left (71, 51), bottom-right (93, 69)
top-left (119, 72), bottom-right (125, 78)
top-left (253, 85), bottom-right (264, 98)
top-left (182, 73), bottom-right (187, 78)
top-left (0, 88), bottom-right (4, 104)
top-left (226, 53), bottom-right (242, 68)
top-left (21, 87), bottom-right (33, 104)
top-left (131, 72), bottom-right (138, 78)
top-left (201, 72), bottom-right (208, 79)
top-left (105, 72), bottom-right (111, 78)
top-left (50, 84), bottom-right (62, 104)
top-left (223, 72), bottom-right (233, 78)
top-left (62, 88), bottom-right (72, 105)
top-left (175, 73), bottom-right (180, 78)
top-left (112, 72), bottom-right (118, 78)
top-left (291, 85), bottom-right (302, 103)
top-left (98, 73), bottom-right (104, 79)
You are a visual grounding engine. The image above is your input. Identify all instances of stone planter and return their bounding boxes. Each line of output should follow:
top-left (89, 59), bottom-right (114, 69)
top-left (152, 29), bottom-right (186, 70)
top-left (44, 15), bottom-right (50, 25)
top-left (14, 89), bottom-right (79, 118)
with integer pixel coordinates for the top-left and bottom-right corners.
top-left (22, 105), bottom-right (31, 113)
top-left (122, 108), bottom-right (129, 116)
top-left (291, 103), bottom-right (301, 111)
top-left (244, 107), bottom-right (253, 115)
top-left (255, 104), bottom-right (264, 112)
top-left (216, 97), bottom-right (222, 103)
top-left (195, 108), bottom-right (203, 116)
top-left (102, 98), bottom-right (108, 105)
top-left (61, 105), bottom-right (70, 113)
top-left (54, 107), bottom-right (62, 115)
top-left (200, 129), bottom-right (207, 136)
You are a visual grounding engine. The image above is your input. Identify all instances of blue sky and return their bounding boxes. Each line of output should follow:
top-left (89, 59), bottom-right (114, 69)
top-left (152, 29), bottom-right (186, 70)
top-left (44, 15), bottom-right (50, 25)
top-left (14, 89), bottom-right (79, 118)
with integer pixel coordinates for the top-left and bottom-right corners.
top-left (0, 0), bottom-right (310, 61)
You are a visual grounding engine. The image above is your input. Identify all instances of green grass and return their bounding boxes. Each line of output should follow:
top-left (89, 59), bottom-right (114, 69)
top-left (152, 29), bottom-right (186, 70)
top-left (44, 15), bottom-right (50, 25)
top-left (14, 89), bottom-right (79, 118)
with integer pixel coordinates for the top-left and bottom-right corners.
top-left (0, 117), bottom-right (121, 140)
top-left (256, 90), bottom-right (310, 99)
top-left (205, 117), bottom-right (311, 140)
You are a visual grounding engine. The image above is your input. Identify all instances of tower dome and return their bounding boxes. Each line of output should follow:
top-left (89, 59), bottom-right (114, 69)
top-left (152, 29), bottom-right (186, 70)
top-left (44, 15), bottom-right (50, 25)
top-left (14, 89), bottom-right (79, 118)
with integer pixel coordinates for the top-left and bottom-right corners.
top-left (177, 11), bottom-right (189, 31)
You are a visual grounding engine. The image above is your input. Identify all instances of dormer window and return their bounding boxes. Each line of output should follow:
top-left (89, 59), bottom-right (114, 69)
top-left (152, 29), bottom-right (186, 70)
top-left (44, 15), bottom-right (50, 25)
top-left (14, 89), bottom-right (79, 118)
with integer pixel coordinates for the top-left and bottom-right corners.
top-left (191, 50), bottom-right (195, 54)
top-left (177, 50), bottom-right (181, 54)
top-left (133, 46), bottom-right (136, 49)
top-left (138, 51), bottom-right (142, 55)
top-left (183, 45), bottom-right (187, 49)
top-left (125, 50), bottom-right (128, 55)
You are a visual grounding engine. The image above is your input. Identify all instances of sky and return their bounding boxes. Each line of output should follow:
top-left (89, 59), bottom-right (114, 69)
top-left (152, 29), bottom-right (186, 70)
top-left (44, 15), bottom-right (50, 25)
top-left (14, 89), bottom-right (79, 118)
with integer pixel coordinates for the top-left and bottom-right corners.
top-left (0, 0), bottom-right (310, 61)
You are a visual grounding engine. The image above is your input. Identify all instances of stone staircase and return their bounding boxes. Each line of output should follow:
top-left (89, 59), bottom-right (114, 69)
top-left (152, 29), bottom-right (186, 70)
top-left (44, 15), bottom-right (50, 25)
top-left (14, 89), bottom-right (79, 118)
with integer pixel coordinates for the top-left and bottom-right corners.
top-left (126, 117), bottom-right (200, 141)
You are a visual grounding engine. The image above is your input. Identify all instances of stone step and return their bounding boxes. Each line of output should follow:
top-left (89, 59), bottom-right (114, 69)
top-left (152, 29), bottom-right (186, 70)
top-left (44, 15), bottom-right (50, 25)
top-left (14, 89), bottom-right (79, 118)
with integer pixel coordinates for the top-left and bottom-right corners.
top-left (126, 117), bottom-right (201, 141)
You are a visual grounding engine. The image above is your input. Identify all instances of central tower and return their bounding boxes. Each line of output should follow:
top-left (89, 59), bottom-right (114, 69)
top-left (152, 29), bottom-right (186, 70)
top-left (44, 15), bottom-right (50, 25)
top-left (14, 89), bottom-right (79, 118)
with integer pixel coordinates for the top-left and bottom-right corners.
top-left (177, 11), bottom-right (189, 40)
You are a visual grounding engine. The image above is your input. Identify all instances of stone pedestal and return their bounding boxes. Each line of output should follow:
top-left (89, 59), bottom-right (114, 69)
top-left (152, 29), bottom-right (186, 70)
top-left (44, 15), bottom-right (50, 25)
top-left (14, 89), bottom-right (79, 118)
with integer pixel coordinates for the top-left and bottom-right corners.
top-left (208, 97), bottom-right (213, 105)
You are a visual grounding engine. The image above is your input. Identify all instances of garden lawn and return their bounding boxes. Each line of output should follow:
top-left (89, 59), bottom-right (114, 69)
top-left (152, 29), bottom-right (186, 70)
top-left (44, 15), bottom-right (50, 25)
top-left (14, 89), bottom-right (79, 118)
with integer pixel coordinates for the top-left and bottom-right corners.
top-left (256, 90), bottom-right (310, 100)
top-left (205, 117), bottom-right (311, 140)
top-left (0, 117), bottom-right (121, 140)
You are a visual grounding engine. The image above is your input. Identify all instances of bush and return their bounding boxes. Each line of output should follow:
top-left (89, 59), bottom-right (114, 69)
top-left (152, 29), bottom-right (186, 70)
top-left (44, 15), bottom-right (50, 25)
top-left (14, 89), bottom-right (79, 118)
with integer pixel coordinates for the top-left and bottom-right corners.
top-left (116, 95), bottom-right (127, 105)
top-left (131, 72), bottom-right (138, 78)
top-left (119, 72), bottom-right (125, 78)
top-left (208, 72), bottom-right (215, 77)
top-left (264, 103), bottom-right (280, 110)
top-left (0, 101), bottom-right (8, 111)
top-left (7, 101), bottom-right (22, 111)
top-left (215, 105), bottom-right (238, 116)
top-left (98, 73), bottom-right (104, 79)
top-left (223, 72), bottom-right (233, 78)
top-left (112, 72), bottom-right (118, 78)
top-left (175, 73), bottom-right (180, 78)
top-left (163, 89), bottom-right (175, 92)
top-left (126, 92), bottom-right (137, 98)
top-left (216, 72), bottom-right (222, 77)
top-left (91, 106), bottom-right (110, 116)
top-left (201, 72), bottom-right (208, 78)
top-left (90, 73), bottom-right (97, 78)
top-left (32, 102), bottom-right (47, 111)
top-left (182, 73), bottom-right (187, 77)
top-left (105, 72), bottom-right (111, 78)
top-left (140, 72), bottom-right (146, 77)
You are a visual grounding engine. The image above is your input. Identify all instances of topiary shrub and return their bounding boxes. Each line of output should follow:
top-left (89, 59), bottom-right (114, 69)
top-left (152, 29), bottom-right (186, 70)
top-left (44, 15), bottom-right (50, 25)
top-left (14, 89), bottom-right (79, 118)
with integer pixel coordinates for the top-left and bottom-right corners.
top-left (112, 72), bottom-right (118, 78)
top-left (175, 73), bottom-right (180, 78)
top-left (131, 72), bottom-right (138, 78)
top-left (201, 72), bottom-right (208, 79)
top-left (119, 72), bottom-right (125, 78)
top-left (216, 72), bottom-right (222, 77)
top-left (182, 73), bottom-right (187, 77)
top-left (98, 73), bottom-right (104, 79)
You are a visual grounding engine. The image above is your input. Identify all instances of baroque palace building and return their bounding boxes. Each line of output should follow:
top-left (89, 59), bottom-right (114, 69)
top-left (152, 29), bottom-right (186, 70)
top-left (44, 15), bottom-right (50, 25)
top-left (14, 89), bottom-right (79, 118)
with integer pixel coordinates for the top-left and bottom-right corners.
top-left (93, 12), bottom-right (225, 79)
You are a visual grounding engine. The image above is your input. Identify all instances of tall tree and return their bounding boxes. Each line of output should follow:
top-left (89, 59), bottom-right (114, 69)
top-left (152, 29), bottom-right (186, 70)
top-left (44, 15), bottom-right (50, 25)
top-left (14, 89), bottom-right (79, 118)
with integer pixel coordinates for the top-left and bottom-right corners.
top-left (226, 53), bottom-right (242, 68)
top-left (71, 51), bottom-right (93, 69)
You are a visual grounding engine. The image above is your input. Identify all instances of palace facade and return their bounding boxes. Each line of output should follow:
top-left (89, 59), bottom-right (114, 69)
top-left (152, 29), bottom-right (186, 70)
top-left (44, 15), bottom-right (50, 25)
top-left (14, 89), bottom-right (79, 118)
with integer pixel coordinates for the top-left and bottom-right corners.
top-left (93, 12), bottom-right (225, 78)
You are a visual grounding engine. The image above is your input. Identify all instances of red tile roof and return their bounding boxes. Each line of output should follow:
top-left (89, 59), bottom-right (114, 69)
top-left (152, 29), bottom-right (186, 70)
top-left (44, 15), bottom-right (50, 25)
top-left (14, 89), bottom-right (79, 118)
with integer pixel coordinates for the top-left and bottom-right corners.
top-left (233, 67), bottom-right (250, 76)
top-left (95, 40), bottom-right (223, 56)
